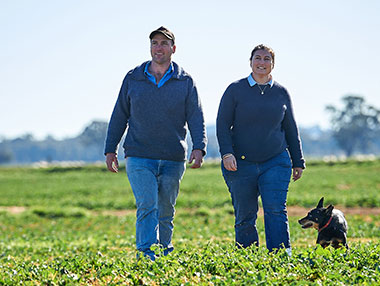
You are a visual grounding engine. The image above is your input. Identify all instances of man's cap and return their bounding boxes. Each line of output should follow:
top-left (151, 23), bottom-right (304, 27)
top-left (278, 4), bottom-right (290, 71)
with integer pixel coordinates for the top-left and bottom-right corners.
top-left (149, 26), bottom-right (175, 44)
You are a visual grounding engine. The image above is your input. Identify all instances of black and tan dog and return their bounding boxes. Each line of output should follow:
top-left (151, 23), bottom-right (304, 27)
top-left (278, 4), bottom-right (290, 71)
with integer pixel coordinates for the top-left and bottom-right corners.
top-left (298, 197), bottom-right (348, 249)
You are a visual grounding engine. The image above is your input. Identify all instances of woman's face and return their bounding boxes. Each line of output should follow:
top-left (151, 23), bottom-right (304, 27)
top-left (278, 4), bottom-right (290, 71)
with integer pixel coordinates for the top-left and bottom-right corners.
top-left (250, 49), bottom-right (274, 77)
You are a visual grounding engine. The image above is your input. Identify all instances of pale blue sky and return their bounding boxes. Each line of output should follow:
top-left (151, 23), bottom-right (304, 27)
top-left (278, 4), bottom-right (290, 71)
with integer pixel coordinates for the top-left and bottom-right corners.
top-left (1, 0), bottom-right (379, 139)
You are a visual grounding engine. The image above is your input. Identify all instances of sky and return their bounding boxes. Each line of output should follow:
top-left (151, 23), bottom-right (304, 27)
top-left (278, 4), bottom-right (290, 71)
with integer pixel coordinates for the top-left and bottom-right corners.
top-left (1, 0), bottom-right (380, 140)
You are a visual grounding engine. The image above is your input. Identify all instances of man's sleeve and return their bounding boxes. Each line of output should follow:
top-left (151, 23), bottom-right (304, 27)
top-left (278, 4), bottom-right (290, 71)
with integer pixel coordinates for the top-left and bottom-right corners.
top-left (104, 75), bottom-right (130, 155)
top-left (185, 78), bottom-right (207, 155)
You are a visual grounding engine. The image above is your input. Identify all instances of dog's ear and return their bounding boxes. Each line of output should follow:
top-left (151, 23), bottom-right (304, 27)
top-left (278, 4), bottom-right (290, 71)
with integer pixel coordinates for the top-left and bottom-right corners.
top-left (317, 197), bottom-right (324, 208)
top-left (325, 205), bottom-right (334, 216)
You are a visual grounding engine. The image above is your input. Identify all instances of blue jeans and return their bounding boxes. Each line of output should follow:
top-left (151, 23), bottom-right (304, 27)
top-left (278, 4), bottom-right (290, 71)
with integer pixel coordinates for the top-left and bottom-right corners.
top-left (126, 157), bottom-right (186, 260)
top-left (221, 150), bottom-right (292, 252)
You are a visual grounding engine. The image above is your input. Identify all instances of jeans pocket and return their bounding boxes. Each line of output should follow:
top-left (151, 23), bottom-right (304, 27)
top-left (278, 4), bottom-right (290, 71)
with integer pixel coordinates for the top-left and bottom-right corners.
top-left (278, 166), bottom-right (292, 184)
top-left (277, 151), bottom-right (292, 168)
top-left (259, 164), bottom-right (292, 192)
top-left (221, 161), bottom-right (236, 179)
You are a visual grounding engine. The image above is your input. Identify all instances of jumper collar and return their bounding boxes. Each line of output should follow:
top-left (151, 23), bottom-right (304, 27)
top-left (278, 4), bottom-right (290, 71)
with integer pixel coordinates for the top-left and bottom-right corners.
top-left (318, 216), bottom-right (333, 232)
top-left (247, 73), bottom-right (274, 88)
top-left (131, 61), bottom-right (185, 82)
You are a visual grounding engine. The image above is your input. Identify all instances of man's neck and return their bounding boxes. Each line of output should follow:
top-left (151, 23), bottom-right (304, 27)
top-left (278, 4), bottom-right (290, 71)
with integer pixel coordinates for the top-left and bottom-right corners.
top-left (149, 61), bottom-right (171, 83)
top-left (150, 61), bottom-right (171, 74)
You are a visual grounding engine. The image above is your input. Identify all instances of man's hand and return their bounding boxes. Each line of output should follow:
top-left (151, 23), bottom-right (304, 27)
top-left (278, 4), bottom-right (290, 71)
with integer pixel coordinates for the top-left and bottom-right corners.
top-left (106, 153), bottom-right (119, 173)
top-left (292, 167), bottom-right (303, 181)
top-left (188, 149), bottom-right (204, 169)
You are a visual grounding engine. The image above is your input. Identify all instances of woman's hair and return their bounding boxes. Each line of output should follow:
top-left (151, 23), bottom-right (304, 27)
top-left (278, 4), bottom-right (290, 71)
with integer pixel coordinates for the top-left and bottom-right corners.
top-left (249, 44), bottom-right (275, 65)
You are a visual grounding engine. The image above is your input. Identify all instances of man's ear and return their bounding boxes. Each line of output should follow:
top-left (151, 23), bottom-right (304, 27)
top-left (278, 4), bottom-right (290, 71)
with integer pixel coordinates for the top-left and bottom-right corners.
top-left (172, 44), bottom-right (176, 54)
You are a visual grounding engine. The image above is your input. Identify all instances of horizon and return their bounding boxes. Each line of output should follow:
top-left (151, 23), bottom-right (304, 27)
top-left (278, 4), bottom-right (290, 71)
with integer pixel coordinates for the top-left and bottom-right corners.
top-left (0, 120), bottom-right (327, 141)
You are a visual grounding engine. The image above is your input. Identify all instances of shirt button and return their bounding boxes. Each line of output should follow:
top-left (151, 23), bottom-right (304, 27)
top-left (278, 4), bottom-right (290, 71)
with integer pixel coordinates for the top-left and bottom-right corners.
top-left (241, 155), bottom-right (245, 160)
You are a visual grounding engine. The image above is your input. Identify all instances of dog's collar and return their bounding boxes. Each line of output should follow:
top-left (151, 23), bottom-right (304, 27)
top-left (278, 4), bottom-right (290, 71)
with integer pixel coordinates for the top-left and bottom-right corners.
top-left (318, 216), bottom-right (333, 232)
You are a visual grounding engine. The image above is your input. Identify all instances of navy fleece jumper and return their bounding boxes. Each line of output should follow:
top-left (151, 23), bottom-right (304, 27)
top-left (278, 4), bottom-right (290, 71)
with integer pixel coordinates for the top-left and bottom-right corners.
top-left (217, 78), bottom-right (305, 168)
top-left (104, 61), bottom-right (207, 162)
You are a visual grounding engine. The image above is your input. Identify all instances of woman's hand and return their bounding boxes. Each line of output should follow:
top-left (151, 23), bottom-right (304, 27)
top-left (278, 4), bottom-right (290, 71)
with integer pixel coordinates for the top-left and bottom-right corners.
top-left (292, 167), bottom-right (303, 181)
top-left (223, 154), bottom-right (237, 171)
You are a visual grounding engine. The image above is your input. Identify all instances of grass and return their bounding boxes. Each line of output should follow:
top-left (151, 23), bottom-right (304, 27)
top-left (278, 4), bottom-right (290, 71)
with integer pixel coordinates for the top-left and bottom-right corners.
top-left (0, 159), bottom-right (380, 284)
top-left (1, 159), bottom-right (380, 210)
top-left (0, 210), bottom-right (379, 284)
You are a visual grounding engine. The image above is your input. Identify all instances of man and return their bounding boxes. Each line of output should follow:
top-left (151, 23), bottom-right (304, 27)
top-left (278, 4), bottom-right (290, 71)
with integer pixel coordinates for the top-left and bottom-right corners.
top-left (104, 26), bottom-right (207, 260)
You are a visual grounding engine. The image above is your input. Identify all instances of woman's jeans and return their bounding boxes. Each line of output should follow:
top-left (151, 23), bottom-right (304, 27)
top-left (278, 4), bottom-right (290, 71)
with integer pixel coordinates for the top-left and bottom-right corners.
top-left (221, 150), bottom-right (292, 252)
top-left (126, 157), bottom-right (186, 260)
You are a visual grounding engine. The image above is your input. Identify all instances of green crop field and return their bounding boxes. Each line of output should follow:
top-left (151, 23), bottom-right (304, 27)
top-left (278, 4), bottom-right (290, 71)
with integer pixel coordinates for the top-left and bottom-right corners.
top-left (0, 159), bottom-right (380, 285)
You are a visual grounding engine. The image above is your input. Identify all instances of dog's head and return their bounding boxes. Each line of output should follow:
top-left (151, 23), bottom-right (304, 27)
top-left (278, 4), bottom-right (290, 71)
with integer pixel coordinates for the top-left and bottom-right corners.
top-left (298, 197), bottom-right (334, 230)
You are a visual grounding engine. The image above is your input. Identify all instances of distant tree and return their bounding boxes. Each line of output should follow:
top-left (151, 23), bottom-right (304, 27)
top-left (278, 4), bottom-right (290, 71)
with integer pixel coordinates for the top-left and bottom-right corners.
top-left (326, 95), bottom-right (380, 156)
top-left (78, 120), bottom-right (108, 146)
top-left (0, 149), bottom-right (13, 164)
top-left (17, 133), bottom-right (34, 142)
top-left (299, 126), bottom-right (342, 157)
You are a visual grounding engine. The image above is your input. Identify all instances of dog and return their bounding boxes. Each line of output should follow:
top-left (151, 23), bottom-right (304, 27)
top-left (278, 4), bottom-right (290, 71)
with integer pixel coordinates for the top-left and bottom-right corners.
top-left (298, 197), bottom-right (348, 249)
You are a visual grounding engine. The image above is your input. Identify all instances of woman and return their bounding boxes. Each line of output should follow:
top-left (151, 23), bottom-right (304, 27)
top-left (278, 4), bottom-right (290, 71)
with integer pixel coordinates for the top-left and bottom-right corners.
top-left (216, 44), bottom-right (305, 254)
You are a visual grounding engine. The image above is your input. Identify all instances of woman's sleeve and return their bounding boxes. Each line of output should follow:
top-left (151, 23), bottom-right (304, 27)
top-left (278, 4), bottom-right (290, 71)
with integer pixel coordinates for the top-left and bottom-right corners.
top-left (282, 90), bottom-right (306, 168)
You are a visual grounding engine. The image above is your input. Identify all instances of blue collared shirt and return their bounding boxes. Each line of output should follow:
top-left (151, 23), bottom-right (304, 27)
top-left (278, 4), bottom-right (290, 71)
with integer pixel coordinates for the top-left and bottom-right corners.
top-left (247, 73), bottom-right (274, 88)
top-left (144, 61), bottom-right (174, 88)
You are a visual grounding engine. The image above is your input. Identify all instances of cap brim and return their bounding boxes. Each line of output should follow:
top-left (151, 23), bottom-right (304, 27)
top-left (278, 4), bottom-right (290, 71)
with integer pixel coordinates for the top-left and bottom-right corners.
top-left (149, 31), bottom-right (173, 41)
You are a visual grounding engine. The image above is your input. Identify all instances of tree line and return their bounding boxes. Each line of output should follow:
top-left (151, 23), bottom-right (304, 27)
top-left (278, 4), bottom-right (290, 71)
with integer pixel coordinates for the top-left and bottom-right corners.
top-left (1, 95), bottom-right (380, 165)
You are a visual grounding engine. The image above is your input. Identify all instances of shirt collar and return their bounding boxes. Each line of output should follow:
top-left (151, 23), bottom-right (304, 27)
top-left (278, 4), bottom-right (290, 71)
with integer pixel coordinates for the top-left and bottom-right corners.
top-left (247, 73), bottom-right (273, 87)
top-left (144, 61), bottom-right (174, 87)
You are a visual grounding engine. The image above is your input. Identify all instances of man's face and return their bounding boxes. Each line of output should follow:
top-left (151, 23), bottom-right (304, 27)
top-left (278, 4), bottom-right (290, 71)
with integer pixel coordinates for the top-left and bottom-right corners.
top-left (150, 34), bottom-right (176, 65)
